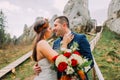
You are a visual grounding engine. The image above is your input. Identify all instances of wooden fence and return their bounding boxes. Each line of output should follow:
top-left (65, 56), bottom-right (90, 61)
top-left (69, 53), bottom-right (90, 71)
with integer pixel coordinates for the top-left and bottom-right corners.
top-left (90, 28), bottom-right (104, 80)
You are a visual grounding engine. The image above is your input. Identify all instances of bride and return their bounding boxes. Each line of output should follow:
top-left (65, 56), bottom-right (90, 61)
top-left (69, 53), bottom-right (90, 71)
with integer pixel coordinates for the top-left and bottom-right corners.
top-left (32, 18), bottom-right (73, 80)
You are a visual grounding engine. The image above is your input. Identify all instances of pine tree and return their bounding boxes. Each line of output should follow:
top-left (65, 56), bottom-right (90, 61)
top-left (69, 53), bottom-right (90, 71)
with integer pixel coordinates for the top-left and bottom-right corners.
top-left (0, 10), bottom-right (7, 48)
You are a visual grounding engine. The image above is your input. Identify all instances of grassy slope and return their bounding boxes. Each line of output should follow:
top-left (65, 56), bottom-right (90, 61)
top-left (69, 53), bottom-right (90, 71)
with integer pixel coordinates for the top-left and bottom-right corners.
top-left (0, 44), bottom-right (35, 80)
top-left (93, 27), bottom-right (120, 80)
top-left (1, 27), bottom-right (120, 80)
top-left (0, 44), bottom-right (32, 69)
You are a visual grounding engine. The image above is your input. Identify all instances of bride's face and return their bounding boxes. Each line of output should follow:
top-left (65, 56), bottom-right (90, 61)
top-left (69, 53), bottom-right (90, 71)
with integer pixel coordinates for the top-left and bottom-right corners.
top-left (44, 26), bottom-right (53, 39)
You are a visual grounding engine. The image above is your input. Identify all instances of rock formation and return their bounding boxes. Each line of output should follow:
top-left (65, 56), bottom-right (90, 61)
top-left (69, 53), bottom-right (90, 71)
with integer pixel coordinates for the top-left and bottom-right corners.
top-left (17, 0), bottom-right (96, 44)
top-left (63, 0), bottom-right (95, 32)
top-left (105, 0), bottom-right (120, 34)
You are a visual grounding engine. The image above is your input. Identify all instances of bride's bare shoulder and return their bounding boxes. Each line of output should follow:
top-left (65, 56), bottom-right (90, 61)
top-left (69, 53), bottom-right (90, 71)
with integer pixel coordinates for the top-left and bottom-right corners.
top-left (38, 40), bottom-right (49, 45)
top-left (37, 40), bottom-right (51, 50)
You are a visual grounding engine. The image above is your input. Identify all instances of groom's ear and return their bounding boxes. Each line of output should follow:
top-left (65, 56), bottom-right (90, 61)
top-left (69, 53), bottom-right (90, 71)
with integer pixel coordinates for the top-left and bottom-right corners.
top-left (63, 23), bottom-right (67, 28)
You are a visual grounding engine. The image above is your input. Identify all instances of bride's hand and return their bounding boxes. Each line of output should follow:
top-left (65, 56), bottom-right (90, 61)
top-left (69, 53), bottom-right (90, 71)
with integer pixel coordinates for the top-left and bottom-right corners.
top-left (33, 63), bottom-right (41, 75)
top-left (61, 33), bottom-right (74, 48)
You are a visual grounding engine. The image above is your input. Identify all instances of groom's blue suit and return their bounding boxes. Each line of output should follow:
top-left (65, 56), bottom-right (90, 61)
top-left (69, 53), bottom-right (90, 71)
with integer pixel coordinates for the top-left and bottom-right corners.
top-left (53, 32), bottom-right (94, 80)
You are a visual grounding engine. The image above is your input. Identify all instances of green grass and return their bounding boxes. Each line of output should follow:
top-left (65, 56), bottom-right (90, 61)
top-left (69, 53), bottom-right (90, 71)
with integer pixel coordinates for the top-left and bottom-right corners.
top-left (0, 44), bottom-right (32, 69)
top-left (0, 44), bottom-right (34, 80)
top-left (93, 27), bottom-right (120, 80)
top-left (2, 59), bottom-right (35, 80)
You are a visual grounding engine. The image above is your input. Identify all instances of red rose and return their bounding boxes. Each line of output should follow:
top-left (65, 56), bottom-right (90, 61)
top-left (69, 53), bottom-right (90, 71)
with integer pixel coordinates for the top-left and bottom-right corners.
top-left (71, 59), bottom-right (78, 67)
top-left (63, 52), bottom-right (71, 58)
top-left (58, 62), bottom-right (68, 72)
top-left (52, 55), bottom-right (58, 61)
top-left (73, 51), bottom-right (81, 55)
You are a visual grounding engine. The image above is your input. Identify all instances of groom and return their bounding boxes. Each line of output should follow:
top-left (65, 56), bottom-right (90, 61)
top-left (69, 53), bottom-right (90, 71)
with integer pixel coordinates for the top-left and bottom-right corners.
top-left (34, 16), bottom-right (94, 80)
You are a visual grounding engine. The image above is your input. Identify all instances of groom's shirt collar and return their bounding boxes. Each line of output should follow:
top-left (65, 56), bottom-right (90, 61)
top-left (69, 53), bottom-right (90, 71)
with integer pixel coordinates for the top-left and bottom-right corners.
top-left (60, 31), bottom-right (71, 40)
top-left (66, 31), bottom-right (71, 36)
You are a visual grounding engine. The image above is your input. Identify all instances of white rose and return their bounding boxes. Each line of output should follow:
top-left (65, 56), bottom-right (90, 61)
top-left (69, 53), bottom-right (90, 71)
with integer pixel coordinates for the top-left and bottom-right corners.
top-left (55, 55), bottom-right (68, 67)
top-left (66, 66), bottom-right (74, 75)
top-left (71, 54), bottom-right (83, 65)
top-left (83, 58), bottom-right (88, 63)
top-left (65, 49), bottom-right (72, 53)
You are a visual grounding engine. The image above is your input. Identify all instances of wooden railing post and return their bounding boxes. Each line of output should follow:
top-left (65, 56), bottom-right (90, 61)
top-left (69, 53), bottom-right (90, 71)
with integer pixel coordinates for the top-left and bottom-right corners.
top-left (92, 67), bottom-right (96, 80)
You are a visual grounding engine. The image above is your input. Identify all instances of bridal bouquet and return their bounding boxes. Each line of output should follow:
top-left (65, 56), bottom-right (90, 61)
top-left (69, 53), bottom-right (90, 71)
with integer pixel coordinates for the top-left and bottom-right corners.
top-left (51, 42), bottom-right (92, 80)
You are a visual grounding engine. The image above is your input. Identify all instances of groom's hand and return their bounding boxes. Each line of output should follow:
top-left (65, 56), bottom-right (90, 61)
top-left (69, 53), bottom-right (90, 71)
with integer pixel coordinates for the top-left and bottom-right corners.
top-left (33, 63), bottom-right (41, 75)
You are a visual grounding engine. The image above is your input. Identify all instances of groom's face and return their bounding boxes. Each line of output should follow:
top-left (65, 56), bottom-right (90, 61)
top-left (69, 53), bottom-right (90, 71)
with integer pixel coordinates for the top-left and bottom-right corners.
top-left (53, 19), bottom-right (65, 37)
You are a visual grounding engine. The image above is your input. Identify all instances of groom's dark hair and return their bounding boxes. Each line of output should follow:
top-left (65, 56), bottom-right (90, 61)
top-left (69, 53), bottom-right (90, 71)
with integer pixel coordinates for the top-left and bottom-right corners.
top-left (54, 16), bottom-right (70, 28)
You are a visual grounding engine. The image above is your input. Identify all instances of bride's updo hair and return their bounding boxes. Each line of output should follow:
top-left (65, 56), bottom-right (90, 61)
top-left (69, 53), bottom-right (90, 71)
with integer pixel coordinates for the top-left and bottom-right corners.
top-left (34, 18), bottom-right (49, 34)
top-left (32, 18), bottom-right (49, 61)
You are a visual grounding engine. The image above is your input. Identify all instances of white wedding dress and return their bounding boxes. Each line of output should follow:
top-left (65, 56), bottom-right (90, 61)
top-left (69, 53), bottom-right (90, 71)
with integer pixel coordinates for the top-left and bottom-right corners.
top-left (34, 58), bottom-right (57, 80)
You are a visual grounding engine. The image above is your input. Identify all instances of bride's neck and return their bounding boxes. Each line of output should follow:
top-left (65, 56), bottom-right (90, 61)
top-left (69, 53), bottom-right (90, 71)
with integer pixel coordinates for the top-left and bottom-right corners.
top-left (42, 36), bottom-right (47, 40)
